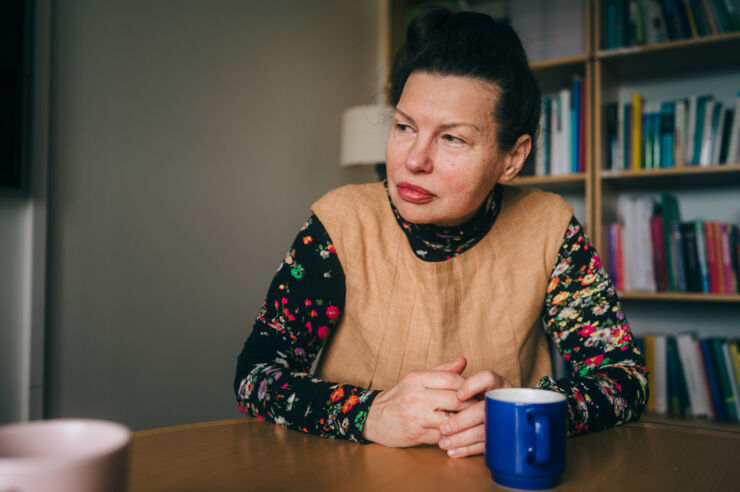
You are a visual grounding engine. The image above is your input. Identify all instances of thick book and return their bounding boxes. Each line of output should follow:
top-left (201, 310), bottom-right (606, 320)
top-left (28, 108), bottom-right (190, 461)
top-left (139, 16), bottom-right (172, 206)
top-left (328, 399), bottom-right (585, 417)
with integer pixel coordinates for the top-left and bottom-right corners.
top-left (698, 98), bottom-right (716, 166)
top-left (661, 193), bottom-right (682, 291)
top-left (686, 95), bottom-right (698, 163)
top-left (693, 95), bottom-right (713, 165)
top-left (699, 338), bottom-right (727, 420)
top-left (680, 221), bottom-right (702, 291)
top-left (694, 220), bottom-right (711, 292)
top-left (710, 338), bottom-right (739, 420)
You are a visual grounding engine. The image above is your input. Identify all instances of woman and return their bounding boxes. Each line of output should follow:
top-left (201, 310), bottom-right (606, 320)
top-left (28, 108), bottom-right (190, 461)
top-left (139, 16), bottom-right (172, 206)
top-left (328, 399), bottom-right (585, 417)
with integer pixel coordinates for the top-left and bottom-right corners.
top-left (235, 7), bottom-right (648, 458)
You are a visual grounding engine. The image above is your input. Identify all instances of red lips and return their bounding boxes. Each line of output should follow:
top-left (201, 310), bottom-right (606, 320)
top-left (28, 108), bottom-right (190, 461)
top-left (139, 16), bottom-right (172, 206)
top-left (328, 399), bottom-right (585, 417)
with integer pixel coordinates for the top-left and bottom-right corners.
top-left (397, 182), bottom-right (436, 203)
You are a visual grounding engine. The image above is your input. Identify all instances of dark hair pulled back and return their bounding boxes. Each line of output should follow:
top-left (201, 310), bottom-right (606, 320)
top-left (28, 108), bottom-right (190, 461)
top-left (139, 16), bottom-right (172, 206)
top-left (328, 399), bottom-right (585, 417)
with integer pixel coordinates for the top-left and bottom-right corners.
top-left (389, 6), bottom-right (540, 152)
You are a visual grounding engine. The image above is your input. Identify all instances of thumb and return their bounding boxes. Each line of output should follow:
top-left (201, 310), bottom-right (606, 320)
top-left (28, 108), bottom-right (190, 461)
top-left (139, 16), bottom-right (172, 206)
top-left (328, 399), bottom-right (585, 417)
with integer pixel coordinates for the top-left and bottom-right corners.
top-left (430, 357), bottom-right (467, 374)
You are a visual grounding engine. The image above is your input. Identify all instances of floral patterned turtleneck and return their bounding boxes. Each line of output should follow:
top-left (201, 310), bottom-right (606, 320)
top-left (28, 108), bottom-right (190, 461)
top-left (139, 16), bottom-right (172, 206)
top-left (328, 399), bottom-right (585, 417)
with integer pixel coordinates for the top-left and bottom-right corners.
top-left (234, 185), bottom-right (648, 442)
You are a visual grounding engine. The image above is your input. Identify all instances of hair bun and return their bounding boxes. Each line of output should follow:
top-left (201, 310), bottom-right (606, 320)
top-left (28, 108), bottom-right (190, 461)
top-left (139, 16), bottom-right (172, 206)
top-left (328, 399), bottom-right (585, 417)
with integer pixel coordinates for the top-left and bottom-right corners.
top-left (406, 6), bottom-right (453, 50)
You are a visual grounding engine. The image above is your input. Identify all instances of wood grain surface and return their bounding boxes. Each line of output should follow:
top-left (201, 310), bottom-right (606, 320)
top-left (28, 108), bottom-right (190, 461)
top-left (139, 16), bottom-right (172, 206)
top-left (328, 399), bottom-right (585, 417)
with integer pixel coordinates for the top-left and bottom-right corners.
top-left (128, 417), bottom-right (740, 491)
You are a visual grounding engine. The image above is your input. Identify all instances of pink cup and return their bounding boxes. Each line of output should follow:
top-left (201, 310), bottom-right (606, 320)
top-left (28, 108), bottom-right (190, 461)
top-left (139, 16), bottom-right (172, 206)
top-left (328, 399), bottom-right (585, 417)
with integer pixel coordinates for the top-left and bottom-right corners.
top-left (0, 419), bottom-right (131, 492)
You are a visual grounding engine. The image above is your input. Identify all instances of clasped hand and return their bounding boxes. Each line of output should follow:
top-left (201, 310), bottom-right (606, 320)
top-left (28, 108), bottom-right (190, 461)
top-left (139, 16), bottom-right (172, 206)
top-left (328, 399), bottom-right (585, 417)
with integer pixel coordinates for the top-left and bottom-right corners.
top-left (361, 357), bottom-right (512, 457)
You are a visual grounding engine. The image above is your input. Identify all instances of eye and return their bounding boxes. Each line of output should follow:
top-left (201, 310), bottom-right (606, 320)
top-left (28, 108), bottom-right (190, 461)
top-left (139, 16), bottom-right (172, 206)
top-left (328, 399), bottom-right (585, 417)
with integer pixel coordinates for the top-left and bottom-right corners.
top-left (442, 134), bottom-right (466, 144)
top-left (395, 123), bottom-right (412, 133)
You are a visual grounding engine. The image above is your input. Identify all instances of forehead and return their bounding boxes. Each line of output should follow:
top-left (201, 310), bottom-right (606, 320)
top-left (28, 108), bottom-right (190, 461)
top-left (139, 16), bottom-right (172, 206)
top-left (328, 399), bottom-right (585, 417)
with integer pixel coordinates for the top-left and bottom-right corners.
top-left (397, 72), bottom-right (499, 124)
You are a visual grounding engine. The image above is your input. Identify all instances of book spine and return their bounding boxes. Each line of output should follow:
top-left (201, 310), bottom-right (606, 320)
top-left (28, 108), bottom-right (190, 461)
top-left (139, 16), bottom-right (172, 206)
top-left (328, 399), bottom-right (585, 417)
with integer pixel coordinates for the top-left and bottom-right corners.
top-left (696, 338), bottom-right (717, 418)
top-left (722, 342), bottom-right (740, 420)
top-left (651, 215), bottom-right (669, 291)
top-left (633, 93), bottom-right (643, 169)
top-left (726, 94), bottom-right (740, 163)
top-left (713, 222), bottom-right (726, 293)
top-left (644, 335), bottom-right (657, 413)
top-left (680, 222), bottom-right (701, 291)
top-left (686, 95), bottom-right (697, 163)
top-left (699, 99), bottom-right (715, 166)
top-left (666, 337), bottom-right (686, 416)
top-left (720, 223), bottom-right (735, 293)
top-left (711, 338), bottom-right (738, 420)
top-left (694, 220), bottom-right (711, 292)
top-left (616, 222), bottom-right (625, 291)
top-left (705, 221), bottom-right (719, 292)
top-left (660, 102), bottom-right (676, 167)
top-left (700, 338), bottom-right (727, 420)
top-left (654, 335), bottom-right (669, 414)
top-left (676, 335), bottom-right (707, 416)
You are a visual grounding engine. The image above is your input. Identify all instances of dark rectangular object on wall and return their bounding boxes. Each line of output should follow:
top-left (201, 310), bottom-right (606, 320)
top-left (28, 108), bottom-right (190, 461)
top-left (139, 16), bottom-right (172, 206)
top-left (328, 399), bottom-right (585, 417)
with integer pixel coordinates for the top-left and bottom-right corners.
top-left (0, 0), bottom-right (32, 190)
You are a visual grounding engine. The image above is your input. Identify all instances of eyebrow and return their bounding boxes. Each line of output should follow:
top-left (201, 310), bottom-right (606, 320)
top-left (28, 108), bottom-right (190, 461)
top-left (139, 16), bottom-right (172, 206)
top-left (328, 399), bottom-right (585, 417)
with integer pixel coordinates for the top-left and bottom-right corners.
top-left (394, 107), bottom-right (480, 132)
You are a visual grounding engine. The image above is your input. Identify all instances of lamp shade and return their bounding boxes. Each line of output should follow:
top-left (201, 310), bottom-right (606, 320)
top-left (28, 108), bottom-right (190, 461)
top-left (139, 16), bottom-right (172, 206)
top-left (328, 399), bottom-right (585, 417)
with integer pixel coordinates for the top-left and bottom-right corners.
top-left (340, 104), bottom-right (393, 167)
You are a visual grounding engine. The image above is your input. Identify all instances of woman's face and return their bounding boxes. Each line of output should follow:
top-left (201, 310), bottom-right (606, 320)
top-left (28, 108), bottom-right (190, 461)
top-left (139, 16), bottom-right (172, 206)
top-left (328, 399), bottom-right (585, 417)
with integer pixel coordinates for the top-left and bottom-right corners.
top-left (385, 72), bottom-right (528, 226)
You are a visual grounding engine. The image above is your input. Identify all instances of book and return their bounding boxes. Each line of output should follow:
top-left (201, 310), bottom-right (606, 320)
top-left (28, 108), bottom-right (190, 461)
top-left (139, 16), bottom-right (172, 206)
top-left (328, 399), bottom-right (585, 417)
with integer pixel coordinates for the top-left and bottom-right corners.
top-left (720, 223), bottom-right (735, 293)
top-left (730, 224), bottom-right (740, 292)
top-left (659, 0), bottom-right (683, 39)
top-left (718, 108), bottom-right (734, 163)
top-left (660, 102), bottom-right (676, 167)
top-left (705, 221), bottom-right (720, 292)
top-left (651, 214), bottom-right (669, 291)
top-left (728, 93), bottom-right (740, 164)
top-left (696, 338), bottom-right (717, 418)
top-left (633, 93), bottom-right (643, 169)
top-left (710, 338), bottom-right (739, 420)
top-left (686, 95), bottom-right (698, 163)
top-left (643, 0), bottom-right (671, 42)
top-left (624, 102), bottom-right (633, 169)
top-left (644, 335), bottom-right (657, 413)
top-left (661, 193), bottom-right (683, 291)
top-left (712, 222), bottom-right (726, 293)
top-left (677, 334), bottom-right (711, 417)
top-left (729, 341), bottom-right (740, 399)
top-left (680, 221), bottom-right (702, 291)
top-left (674, 99), bottom-right (688, 166)
top-left (694, 220), bottom-right (711, 292)
top-left (667, 336), bottom-right (690, 416)
top-left (699, 338), bottom-right (727, 420)
top-left (697, 97), bottom-right (715, 165)
top-left (722, 341), bottom-right (740, 420)
top-left (654, 335), bottom-right (669, 414)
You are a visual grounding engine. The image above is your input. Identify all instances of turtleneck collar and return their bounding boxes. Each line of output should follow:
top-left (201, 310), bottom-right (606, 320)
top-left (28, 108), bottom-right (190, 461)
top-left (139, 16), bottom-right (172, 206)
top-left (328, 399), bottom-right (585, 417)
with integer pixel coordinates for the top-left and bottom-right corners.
top-left (385, 182), bottom-right (502, 262)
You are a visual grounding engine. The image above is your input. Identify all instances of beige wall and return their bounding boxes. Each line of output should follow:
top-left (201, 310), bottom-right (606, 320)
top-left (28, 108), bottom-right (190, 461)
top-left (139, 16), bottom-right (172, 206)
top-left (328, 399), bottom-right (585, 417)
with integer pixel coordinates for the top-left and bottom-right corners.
top-left (46, 0), bottom-right (378, 430)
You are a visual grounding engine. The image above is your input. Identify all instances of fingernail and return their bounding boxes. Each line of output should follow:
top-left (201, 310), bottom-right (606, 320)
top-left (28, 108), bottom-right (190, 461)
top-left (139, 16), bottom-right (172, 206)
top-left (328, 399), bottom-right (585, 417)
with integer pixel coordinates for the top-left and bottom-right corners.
top-left (447, 449), bottom-right (459, 457)
top-left (439, 438), bottom-right (450, 449)
top-left (440, 424), bottom-right (451, 434)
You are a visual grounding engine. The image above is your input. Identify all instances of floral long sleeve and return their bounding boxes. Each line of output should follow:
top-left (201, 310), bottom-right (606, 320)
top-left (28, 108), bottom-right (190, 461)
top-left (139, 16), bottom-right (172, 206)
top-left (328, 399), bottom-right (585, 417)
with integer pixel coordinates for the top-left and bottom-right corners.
top-left (235, 203), bottom-right (648, 441)
top-left (536, 217), bottom-right (649, 436)
top-left (234, 215), bottom-right (378, 442)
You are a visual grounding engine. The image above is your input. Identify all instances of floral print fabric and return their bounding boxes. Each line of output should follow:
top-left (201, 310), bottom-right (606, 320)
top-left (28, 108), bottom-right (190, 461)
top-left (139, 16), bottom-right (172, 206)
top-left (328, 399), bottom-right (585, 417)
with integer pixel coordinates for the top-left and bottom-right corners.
top-left (235, 194), bottom-right (648, 442)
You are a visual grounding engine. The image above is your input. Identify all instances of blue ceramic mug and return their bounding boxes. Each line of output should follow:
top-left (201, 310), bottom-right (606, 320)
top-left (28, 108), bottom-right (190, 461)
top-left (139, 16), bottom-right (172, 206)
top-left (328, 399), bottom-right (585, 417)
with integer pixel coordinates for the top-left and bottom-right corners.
top-left (485, 388), bottom-right (567, 490)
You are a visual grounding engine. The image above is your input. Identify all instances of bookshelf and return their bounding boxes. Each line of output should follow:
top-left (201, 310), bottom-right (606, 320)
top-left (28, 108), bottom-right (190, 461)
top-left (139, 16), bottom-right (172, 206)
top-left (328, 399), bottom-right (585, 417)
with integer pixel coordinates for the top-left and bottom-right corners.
top-left (386, 0), bottom-right (740, 427)
top-left (592, 0), bottom-right (740, 304)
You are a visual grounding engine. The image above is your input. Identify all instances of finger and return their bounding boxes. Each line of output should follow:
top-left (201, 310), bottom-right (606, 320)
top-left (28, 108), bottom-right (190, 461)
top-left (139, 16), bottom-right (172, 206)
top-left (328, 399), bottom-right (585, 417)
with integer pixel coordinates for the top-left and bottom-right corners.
top-left (446, 441), bottom-right (485, 458)
top-left (439, 423), bottom-right (485, 451)
top-left (440, 400), bottom-right (485, 436)
top-left (429, 357), bottom-right (467, 374)
top-left (412, 427), bottom-right (442, 446)
top-left (415, 371), bottom-right (467, 391)
top-left (457, 370), bottom-right (512, 401)
top-left (423, 388), bottom-right (465, 413)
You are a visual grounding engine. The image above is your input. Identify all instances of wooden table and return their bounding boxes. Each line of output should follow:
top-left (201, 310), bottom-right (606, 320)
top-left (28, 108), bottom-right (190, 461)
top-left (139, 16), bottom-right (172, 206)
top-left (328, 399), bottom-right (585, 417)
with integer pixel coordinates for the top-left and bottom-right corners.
top-left (129, 417), bottom-right (740, 491)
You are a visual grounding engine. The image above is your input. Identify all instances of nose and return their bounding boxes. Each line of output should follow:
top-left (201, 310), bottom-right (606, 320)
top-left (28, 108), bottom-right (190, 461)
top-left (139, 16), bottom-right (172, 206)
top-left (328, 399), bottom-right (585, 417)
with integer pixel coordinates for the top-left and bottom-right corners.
top-left (405, 135), bottom-right (433, 173)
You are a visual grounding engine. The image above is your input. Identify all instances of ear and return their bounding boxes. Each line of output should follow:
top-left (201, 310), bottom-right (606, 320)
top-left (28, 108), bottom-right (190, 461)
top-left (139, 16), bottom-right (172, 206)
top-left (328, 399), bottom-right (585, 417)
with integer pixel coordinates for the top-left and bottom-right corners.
top-left (497, 134), bottom-right (532, 183)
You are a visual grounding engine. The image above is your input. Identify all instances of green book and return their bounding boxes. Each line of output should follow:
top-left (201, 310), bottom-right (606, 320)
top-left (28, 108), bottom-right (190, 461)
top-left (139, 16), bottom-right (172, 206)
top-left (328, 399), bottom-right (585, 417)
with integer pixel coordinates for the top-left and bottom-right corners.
top-left (660, 193), bottom-right (682, 291)
top-left (710, 338), bottom-right (739, 421)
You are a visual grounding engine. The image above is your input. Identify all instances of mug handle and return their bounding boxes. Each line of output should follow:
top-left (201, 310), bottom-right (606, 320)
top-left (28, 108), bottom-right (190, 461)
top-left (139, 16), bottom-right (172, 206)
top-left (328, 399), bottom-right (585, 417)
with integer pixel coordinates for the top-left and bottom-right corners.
top-left (526, 410), bottom-right (550, 465)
